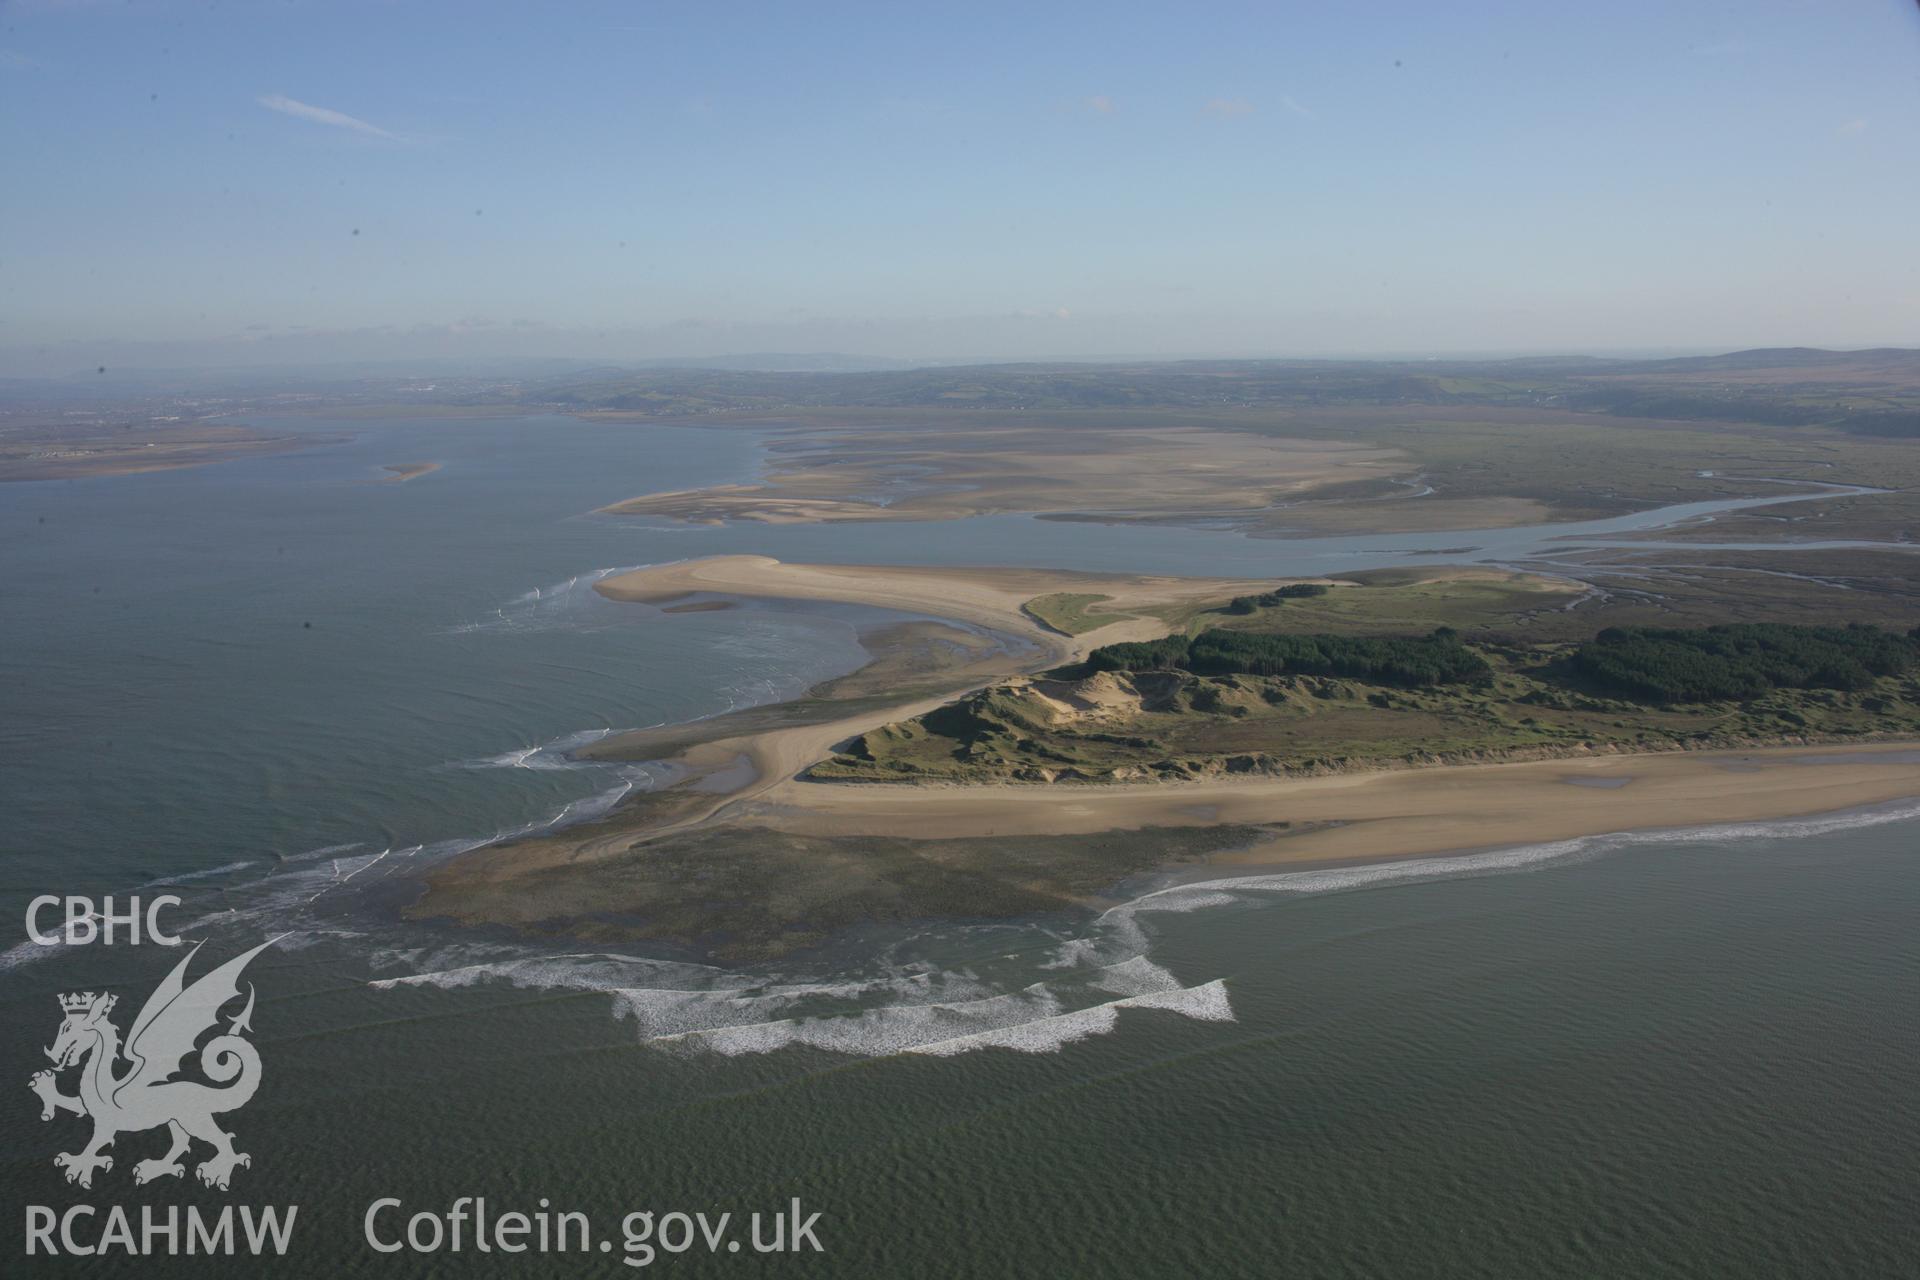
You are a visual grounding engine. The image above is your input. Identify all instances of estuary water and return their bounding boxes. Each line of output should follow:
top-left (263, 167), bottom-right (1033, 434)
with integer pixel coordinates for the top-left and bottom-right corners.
top-left (1, 415), bottom-right (1915, 1277)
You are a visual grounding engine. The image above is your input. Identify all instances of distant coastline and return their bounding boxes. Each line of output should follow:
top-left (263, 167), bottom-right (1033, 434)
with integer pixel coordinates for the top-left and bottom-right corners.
top-left (0, 424), bottom-right (331, 482)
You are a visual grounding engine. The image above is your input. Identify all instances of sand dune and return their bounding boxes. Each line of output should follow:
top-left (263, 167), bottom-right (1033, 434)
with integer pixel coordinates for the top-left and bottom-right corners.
top-left (590, 557), bottom-right (1920, 866)
top-left (410, 555), bottom-right (1920, 955)
top-left (583, 557), bottom-right (1920, 859)
top-left (580, 556), bottom-right (1292, 821)
top-left (747, 744), bottom-right (1920, 873)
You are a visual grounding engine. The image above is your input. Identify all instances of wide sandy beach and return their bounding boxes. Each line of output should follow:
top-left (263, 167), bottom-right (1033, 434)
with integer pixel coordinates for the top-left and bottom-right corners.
top-left (590, 558), bottom-right (1920, 865)
top-left (407, 556), bottom-right (1920, 941)
top-left (592, 553), bottom-right (1284, 649)
top-left (583, 555), bottom-right (1289, 799)
top-left (747, 743), bottom-right (1920, 871)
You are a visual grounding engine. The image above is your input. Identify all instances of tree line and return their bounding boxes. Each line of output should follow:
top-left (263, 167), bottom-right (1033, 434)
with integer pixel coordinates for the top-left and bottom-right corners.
top-left (1572, 623), bottom-right (1919, 703)
top-left (1087, 627), bottom-right (1492, 687)
top-left (1084, 620), bottom-right (1920, 704)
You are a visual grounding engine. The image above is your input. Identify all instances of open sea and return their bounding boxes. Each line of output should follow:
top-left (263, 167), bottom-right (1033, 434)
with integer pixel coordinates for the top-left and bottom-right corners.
top-left (1, 415), bottom-right (1914, 1277)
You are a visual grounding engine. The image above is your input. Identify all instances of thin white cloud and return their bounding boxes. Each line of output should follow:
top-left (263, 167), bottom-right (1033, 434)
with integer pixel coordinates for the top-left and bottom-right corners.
top-left (1280, 94), bottom-right (1316, 119)
top-left (1085, 94), bottom-right (1116, 115)
top-left (1203, 97), bottom-right (1254, 119)
top-left (1837, 117), bottom-right (1868, 135)
top-left (256, 93), bottom-right (396, 140)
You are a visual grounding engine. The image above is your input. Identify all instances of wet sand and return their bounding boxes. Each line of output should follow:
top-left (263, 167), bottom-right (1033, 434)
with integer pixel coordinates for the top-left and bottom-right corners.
top-left (591, 554), bottom-right (1283, 651)
top-left (380, 461), bottom-right (442, 481)
top-left (411, 743), bottom-right (1920, 962)
top-left (748, 744), bottom-right (1920, 869)
top-left (595, 426), bottom-right (1406, 526)
top-left (407, 557), bottom-right (1920, 956)
top-left (583, 555), bottom-right (1288, 788)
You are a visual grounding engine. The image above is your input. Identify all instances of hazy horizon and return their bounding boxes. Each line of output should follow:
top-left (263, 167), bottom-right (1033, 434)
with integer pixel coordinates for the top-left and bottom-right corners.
top-left (4, 0), bottom-right (1918, 376)
top-left (15, 340), bottom-right (1920, 389)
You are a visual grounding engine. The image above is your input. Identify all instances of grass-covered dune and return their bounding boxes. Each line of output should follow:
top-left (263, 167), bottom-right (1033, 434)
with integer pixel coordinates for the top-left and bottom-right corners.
top-left (816, 622), bottom-right (1920, 784)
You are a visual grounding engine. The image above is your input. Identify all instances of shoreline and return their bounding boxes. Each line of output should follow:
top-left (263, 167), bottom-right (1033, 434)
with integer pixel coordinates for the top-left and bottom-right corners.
top-left (403, 554), bottom-right (1920, 960)
top-left (380, 461), bottom-right (443, 482)
top-left (408, 739), bottom-right (1920, 963)
top-left (591, 426), bottom-right (1409, 528)
top-left (0, 427), bottom-right (338, 482)
top-left (753, 742), bottom-right (1920, 875)
top-left (590, 554), bottom-right (1289, 651)
top-left (1125, 784), bottom-right (1920, 887)
top-left (577, 556), bottom-right (1294, 803)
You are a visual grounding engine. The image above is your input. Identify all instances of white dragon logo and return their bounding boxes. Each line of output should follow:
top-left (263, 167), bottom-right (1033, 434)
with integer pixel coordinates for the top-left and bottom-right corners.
top-left (29, 938), bottom-right (276, 1191)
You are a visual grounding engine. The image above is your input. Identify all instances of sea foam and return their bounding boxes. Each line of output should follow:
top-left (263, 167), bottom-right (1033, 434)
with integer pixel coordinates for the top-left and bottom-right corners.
top-left (906, 980), bottom-right (1234, 1058)
top-left (446, 564), bottom-right (656, 635)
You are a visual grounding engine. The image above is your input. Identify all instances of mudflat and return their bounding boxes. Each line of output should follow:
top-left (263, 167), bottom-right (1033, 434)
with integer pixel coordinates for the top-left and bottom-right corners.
top-left (597, 425), bottom-right (1407, 526)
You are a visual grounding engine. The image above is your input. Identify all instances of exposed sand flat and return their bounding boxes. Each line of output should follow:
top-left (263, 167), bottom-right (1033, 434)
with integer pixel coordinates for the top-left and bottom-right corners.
top-left (747, 744), bottom-right (1920, 867)
top-left (380, 461), bottom-right (442, 481)
top-left (594, 555), bottom-right (1292, 653)
top-left (597, 426), bottom-right (1408, 526)
top-left (575, 557), bottom-right (1920, 871)
top-left (414, 738), bottom-right (1920, 958)
top-left (0, 426), bottom-right (328, 482)
top-left (1251, 494), bottom-right (1553, 535)
top-left (579, 556), bottom-right (1300, 822)
top-left (414, 557), bottom-right (1920, 955)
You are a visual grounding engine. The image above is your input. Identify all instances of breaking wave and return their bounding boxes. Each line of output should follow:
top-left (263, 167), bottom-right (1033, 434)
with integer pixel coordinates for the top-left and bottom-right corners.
top-left (906, 981), bottom-right (1233, 1058)
top-left (337, 796), bottom-right (1920, 1063)
top-left (145, 859), bottom-right (260, 887)
top-left (363, 941), bottom-right (1230, 1059)
top-left (446, 564), bottom-right (663, 635)
top-left (463, 727), bottom-right (623, 772)
top-left (0, 938), bottom-right (59, 974)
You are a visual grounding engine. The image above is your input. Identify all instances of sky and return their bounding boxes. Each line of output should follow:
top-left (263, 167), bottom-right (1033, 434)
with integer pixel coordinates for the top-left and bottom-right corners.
top-left (2, 0), bottom-right (1918, 375)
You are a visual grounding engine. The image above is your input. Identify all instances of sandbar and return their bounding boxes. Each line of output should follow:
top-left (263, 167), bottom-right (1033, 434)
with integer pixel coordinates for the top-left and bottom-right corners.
top-left (403, 555), bottom-right (1920, 961)
top-left (747, 743), bottom-right (1920, 867)
top-left (597, 425), bottom-right (1408, 527)
top-left (380, 461), bottom-right (442, 482)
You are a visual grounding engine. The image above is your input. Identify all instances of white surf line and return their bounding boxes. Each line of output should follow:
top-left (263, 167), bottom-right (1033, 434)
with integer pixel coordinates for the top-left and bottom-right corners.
top-left (366, 946), bottom-right (729, 989)
top-left (637, 978), bottom-right (1064, 1044)
top-left (337, 846), bottom-right (404, 884)
top-left (283, 841), bottom-right (365, 863)
top-left (904, 981), bottom-right (1235, 1058)
top-left (307, 848), bottom-right (390, 902)
top-left (625, 968), bottom-right (1229, 1059)
top-left (145, 860), bottom-right (260, 887)
top-left (0, 936), bottom-right (68, 971)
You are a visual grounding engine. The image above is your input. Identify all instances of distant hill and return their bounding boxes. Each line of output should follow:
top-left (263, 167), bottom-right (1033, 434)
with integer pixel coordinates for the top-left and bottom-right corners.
top-left (513, 345), bottom-right (1920, 438)
top-left (16, 345), bottom-right (1915, 439)
top-left (1552, 347), bottom-right (1920, 437)
top-left (1591, 347), bottom-right (1920, 381)
top-left (615, 353), bottom-right (964, 373)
